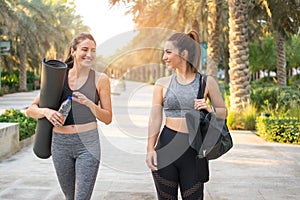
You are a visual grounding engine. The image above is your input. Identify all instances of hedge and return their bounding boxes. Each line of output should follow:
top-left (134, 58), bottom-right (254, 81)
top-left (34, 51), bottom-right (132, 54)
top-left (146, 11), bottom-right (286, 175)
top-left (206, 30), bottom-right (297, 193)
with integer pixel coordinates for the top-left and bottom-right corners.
top-left (0, 109), bottom-right (36, 140)
top-left (256, 116), bottom-right (300, 144)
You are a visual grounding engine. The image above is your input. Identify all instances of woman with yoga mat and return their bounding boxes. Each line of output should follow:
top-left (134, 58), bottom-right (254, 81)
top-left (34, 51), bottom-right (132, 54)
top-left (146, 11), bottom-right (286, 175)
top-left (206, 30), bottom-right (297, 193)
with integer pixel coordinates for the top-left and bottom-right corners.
top-left (26, 32), bottom-right (112, 200)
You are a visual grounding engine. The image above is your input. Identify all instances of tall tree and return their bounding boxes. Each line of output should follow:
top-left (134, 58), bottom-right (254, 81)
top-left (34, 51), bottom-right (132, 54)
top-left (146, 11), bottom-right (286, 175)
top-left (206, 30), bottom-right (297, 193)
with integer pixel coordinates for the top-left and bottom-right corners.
top-left (286, 35), bottom-right (300, 71)
top-left (253, 0), bottom-right (300, 86)
top-left (206, 0), bottom-right (223, 79)
top-left (249, 36), bottom-right (277, 79)
top-left (0, 0), bottom-right (18, 34)
top-left (227, 0), bottom-right (251, 111)
top-left (0, 0), bottom-right (89, 91)
top-left (14, 0), bottom-right (60, 91)
top-left (109, 0), bottom-right (207, 73)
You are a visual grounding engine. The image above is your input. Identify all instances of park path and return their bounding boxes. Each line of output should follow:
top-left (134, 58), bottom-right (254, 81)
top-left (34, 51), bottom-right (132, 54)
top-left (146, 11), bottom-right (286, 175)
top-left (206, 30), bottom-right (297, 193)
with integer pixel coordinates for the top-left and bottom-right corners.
top-left (0, 80), bottom-right (299, 199)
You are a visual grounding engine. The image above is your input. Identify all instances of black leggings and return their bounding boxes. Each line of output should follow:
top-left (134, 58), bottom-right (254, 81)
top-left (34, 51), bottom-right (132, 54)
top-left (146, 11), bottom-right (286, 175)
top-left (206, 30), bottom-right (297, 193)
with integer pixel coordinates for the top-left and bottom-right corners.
top-left (152, 126), bottom-right (205, 200)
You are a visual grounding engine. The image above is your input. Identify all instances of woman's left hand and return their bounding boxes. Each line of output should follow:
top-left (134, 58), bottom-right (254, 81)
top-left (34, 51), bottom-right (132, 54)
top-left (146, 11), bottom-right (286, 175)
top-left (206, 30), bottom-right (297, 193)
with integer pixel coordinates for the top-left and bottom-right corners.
top-left (194, 98), bottom-right (212, 112)
top-left (72, 92), bottom-right (93, 107)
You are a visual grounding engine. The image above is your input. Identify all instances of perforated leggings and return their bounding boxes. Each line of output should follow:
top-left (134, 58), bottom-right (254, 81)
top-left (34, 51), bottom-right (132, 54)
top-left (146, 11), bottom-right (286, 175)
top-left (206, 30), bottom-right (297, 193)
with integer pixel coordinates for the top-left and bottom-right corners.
top-left (52, 129), bottom-right (100, 200)
top-left (152, 126), bottom-right (204, 200)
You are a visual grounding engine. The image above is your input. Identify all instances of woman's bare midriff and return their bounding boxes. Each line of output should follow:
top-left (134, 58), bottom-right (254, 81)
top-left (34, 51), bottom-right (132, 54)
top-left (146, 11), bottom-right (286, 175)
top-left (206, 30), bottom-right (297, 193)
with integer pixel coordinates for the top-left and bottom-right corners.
top-left (53, 121), bottom-right (97, 134)
top-left (165, 117), bottom-right (189, 133)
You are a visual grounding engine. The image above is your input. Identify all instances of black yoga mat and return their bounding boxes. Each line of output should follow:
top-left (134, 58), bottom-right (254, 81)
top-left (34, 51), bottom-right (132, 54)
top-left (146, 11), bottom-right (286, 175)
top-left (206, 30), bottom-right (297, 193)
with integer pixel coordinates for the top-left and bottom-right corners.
top-left (33, 58), bottom-right (67, 159)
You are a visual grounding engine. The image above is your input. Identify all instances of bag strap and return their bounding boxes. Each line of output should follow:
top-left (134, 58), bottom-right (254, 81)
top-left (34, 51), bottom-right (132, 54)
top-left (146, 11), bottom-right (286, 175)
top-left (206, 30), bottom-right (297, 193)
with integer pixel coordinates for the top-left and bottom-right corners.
top-left (197, 73), bottom-right (207, 99)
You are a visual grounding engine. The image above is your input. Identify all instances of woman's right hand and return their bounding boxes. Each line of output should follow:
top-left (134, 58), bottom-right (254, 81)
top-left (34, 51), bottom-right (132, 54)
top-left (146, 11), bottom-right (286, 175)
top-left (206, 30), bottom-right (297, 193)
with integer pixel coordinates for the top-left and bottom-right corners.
top-left (44, 108), bottom-right (64, 127)
top-left (146, 150), bottom-right (158, 171)
top-left (26, 95), bottom-right (63, 127)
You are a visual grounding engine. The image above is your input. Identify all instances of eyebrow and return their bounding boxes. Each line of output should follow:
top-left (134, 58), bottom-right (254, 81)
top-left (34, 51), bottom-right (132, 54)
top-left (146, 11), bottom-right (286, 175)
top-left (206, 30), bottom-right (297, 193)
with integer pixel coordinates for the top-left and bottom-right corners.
top-left (81, 46), bottom-right (96, 50)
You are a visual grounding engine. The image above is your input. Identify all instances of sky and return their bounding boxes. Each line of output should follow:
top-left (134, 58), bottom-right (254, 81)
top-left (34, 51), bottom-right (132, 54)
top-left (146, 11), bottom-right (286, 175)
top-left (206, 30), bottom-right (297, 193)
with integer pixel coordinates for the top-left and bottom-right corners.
top-left (74, 0), bottom-right (136, 57)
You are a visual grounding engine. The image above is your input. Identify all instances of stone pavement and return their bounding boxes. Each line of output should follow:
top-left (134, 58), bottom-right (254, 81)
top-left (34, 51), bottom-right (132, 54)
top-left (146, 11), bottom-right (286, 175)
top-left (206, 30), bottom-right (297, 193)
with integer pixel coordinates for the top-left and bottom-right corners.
top-left (0, 80), bottom-right (300, 200)
top-left (0, 90), bottom-right (40, 114)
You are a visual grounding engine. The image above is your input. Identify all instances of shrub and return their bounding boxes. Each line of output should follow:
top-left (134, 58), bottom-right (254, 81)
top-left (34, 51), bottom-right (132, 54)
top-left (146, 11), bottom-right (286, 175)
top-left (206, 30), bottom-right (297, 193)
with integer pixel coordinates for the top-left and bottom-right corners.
top-left (251, 86), bottom-right (300, 116)
top-left (0, 109), bottom-right (36, 140)
top-left (225, 94), bottom-right (257, 130)
top-left (227, 104), bottom-right (257, 131)
top-left (256, 116), bottom-right (300, 144)
top-left (242, 104), bottom-right (257, 130)
top-left (251, 76), bottom-right (276, 88)
top-left (227, 111), bottom-right (243, 130)
top-left (288, 74), bottom-right (300, 90)
top-left (1, 70), bottom-right (19, 90)
top-left (1, 70), bottom-right (40, 93)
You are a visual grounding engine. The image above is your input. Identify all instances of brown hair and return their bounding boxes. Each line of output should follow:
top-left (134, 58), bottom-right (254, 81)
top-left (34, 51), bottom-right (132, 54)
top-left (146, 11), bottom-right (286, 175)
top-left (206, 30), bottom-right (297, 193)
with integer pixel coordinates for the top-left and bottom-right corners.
top-left (64, 32), bottom-right (96, 68)
top-left (166, 30), bottom-right (201, 72)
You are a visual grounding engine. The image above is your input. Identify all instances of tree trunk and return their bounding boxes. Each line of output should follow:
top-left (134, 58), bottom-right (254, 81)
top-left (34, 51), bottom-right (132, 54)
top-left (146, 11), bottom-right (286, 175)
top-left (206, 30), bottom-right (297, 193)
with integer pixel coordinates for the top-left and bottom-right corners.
top-left (228, 0), bottom-right (251, 112)
top-left (197, 0), bottom-right (208, 43)
top-left (19, 36), bottom-right (27, 91)
top-left (275, 31), bottom-right (287, 86)
top-left (206, 0), bottom-right (222, 80)
top-left (224, 59), bottom-right (229, 84)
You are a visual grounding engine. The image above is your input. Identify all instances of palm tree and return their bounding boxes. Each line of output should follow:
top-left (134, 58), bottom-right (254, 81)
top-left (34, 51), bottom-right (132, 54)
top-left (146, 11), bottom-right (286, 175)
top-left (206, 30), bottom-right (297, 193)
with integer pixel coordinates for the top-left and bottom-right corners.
top-left (1, 0), bottom-right (89, 91)
top-left (206, 0), bottom-right (223, 80)
top-left (13, 0), bottom-right (56, 91)
top-left (0, 0), bottom-right (17, 35)
top-left (108, 0), bottom-right (207, 79)
top-left (219, 1), bottom-right (230, 84)
top-left (109, 0), bottom-right (221, 79)
top-left (227, 0), bottom-right (251, 111)
top-left (252, 0), bottom-right (300, 86)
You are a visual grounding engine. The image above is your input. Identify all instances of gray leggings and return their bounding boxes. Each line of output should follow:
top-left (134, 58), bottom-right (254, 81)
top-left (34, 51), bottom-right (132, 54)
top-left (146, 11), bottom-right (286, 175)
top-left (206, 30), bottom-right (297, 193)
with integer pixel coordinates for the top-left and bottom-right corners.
top-left (51, 129), bottom-right (100, 200)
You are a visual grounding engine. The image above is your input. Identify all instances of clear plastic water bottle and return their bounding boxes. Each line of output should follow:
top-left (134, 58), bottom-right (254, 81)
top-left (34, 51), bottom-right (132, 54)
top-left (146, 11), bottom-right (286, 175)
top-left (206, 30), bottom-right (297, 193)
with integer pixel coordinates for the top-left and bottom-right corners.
top-left (58, 96), bottom-right (72, 124)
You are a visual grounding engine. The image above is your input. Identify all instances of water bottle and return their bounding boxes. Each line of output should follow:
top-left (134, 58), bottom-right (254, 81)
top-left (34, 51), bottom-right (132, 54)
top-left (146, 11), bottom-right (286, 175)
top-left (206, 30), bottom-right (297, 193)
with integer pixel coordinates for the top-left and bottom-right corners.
top-left (58, 96), bottom-right (72, 124)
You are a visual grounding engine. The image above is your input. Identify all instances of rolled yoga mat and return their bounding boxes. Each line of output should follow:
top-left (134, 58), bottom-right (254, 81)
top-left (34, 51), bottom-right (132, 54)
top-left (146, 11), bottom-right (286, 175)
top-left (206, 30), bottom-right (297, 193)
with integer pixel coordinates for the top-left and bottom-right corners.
top-left (33, 58), bottom-right (67, 159)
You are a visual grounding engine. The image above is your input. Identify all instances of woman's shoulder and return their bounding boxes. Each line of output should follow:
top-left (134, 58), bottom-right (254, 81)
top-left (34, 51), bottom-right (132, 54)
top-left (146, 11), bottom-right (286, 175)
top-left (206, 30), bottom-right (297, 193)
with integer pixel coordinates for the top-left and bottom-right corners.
top-left (155, 75), bottom-right (173, 88)
top-left (93, 70), bottom-right (108, 79)
top-left (204, 75), bottom-right (221, 96)
top-left (205, 75), bottom-right (218, 85)
top-left (93, 70), bottom-right (109, 85)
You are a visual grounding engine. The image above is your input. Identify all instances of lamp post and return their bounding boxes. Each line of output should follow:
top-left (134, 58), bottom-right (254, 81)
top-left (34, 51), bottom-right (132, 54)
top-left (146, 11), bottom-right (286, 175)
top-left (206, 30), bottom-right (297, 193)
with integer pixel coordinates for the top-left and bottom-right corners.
top-left (0, 40), bottom-right (11, 91)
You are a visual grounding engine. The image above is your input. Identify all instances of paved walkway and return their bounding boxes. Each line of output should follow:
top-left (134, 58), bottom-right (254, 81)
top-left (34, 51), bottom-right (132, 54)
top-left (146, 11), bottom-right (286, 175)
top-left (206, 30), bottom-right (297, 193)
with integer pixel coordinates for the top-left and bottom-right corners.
top-left (0, 81), bottom-right (299, 200)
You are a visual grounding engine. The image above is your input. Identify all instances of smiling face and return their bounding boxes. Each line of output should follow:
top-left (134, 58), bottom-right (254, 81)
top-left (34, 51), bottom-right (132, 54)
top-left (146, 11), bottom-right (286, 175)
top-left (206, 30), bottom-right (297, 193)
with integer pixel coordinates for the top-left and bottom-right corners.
top-left (71, 39), bottom-right (96, 68)
top-left (162, 41), bottom-right (184, 70)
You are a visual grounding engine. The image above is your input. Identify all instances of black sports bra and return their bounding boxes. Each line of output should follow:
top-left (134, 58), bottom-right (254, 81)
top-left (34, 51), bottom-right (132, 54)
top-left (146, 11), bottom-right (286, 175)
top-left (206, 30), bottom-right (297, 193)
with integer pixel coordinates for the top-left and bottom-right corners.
top-left (60, 69), bottom-right (100, 125)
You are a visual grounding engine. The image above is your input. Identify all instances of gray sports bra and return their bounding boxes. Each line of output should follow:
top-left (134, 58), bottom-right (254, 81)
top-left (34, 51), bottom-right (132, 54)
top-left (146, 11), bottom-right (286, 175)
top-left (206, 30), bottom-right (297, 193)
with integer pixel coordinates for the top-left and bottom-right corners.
top-left (163, 73), bottom-right (200, 118)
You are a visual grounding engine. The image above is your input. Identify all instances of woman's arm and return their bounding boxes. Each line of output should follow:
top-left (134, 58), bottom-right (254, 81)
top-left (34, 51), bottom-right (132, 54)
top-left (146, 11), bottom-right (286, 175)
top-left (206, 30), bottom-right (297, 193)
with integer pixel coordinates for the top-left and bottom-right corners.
top-left (206, 76), bottom-right (228, 119)
top-left (25, 94), bottom-right (63, 126)
top-left (194, 75), bottom-right (227, 119)
top-left (146, 83), bottom-right (164, 171)
top-left (26, 95), bottom-right (44, 119)
top-left (95, 73), bottom-right (112, 124)
top-left (147, 84), bottom-right (163, 151)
